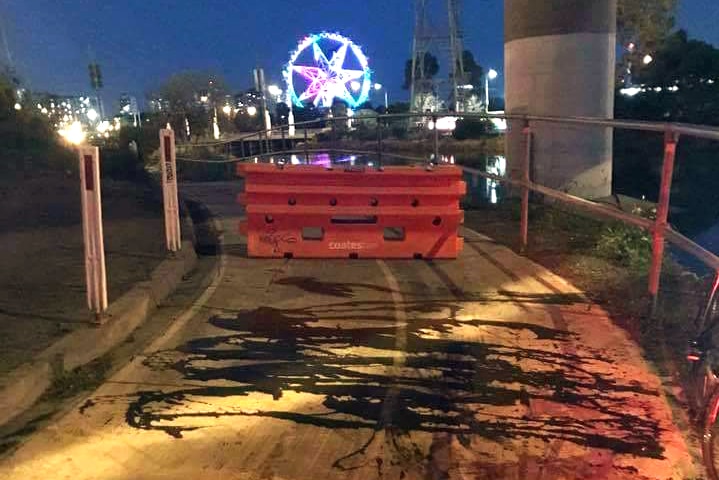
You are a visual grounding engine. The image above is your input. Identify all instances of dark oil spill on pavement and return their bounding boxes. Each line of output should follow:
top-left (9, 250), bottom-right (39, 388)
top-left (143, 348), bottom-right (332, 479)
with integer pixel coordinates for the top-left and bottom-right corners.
top-left (118, 292), bottom-right (667, 466)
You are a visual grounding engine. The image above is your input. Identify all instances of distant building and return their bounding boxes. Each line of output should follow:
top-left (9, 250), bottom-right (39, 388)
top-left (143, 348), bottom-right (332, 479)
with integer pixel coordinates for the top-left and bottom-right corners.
top-left (235, 90), bottom-right (262, 115)
top-left (148, 97), bottom-right (169, 113)
top-left (118, 93), bottom-right (141, 126)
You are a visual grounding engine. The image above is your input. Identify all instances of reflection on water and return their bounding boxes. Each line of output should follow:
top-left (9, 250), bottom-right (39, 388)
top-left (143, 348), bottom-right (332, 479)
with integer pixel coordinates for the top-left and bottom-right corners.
top-left (461, 155), bottom-right (507, 207)
top-left (249, 152), bottom-right (507, 206)
top-left (252, 152), bottom-right (403, 168)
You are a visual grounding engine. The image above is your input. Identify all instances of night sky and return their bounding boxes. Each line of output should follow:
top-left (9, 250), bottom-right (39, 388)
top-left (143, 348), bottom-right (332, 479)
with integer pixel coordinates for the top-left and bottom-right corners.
top-left (2, 1), bottom-right (717, 111)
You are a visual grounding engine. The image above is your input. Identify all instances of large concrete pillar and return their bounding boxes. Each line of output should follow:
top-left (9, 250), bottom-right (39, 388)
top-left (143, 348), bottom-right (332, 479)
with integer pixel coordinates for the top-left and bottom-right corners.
top-left (505, 0), bottom-right (617, 199)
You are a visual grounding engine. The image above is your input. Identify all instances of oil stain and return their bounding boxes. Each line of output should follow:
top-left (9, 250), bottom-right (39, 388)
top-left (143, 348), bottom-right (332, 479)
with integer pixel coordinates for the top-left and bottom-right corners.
top-left (124, 299), bottom-right (664, 464)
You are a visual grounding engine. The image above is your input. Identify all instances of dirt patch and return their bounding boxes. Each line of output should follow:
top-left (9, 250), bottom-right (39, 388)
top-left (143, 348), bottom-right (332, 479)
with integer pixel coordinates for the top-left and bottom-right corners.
top-left (0, 171), bottom-right (167, 375)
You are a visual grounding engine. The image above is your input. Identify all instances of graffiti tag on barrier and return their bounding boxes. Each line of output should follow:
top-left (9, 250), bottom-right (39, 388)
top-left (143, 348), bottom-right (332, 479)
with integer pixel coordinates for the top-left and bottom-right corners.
top-left (259, 228), bottom-right (298, 253)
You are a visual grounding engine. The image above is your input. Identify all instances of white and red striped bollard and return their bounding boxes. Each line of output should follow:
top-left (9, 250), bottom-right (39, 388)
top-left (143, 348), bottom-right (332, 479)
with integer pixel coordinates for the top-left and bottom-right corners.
top-left (78, 146), bottom-right (108, 320)
top-left (159, 129), bottom-right (182, 252)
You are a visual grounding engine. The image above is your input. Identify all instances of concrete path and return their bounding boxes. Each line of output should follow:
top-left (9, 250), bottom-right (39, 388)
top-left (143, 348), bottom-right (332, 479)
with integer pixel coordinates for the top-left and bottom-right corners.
top-left (0, 182), bottom-right (697, 480)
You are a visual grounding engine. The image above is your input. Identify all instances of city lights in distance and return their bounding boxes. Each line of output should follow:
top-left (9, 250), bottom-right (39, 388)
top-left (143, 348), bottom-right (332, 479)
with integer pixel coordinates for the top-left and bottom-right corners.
top-left (86, 108), bottom-right (98, 121)
top-left (96, 121), bottom-right (111, 133)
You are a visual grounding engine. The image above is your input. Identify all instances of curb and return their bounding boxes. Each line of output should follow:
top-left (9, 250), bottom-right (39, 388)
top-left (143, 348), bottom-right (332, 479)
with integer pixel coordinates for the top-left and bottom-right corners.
top-left (0, 230), bottom-right (198, 428)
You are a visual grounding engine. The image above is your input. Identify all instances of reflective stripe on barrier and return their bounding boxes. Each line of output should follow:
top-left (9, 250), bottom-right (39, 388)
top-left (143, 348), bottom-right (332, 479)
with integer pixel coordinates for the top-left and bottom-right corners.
top-left (237, 164), bottom-right (466, 259)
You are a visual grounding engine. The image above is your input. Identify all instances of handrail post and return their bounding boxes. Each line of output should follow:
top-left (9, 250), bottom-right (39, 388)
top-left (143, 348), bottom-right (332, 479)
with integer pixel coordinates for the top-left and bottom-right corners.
top-left (377, 116), bottom-right (383, 167)
top-left (258, 130), bottom-right (264, 156)
top-left (281, 124), bottom-right (286, 153)
top-left (304, 125), bottom-right (309, 163)
top-left (649, 130), bottom-right (680, 317)
top-left (520, 122), bottom-right (532, 254)
top-left (433, 114), bottom-right (439, 163)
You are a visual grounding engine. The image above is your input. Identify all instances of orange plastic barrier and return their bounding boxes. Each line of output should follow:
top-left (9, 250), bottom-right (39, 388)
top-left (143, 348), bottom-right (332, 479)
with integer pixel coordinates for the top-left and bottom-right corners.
top-left (237, 163), bottom-right (466, 259)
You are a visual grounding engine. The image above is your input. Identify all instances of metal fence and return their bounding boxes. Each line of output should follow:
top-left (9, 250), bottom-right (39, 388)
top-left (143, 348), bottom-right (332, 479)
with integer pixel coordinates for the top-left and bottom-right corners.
top-left (175, 111), bottom-right (719, 312)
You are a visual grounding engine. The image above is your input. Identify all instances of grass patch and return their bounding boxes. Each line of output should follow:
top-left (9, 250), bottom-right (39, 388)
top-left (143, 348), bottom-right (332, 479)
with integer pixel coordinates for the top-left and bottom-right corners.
top-left (42, 356), bottom-right (112, 401)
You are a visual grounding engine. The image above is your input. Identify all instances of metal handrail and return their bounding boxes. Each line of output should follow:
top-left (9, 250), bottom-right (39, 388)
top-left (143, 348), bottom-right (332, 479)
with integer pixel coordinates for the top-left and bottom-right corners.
top-left (176, 111), bottom-right (719, 147)
top-left (174, 110), bottom-right (719, 302)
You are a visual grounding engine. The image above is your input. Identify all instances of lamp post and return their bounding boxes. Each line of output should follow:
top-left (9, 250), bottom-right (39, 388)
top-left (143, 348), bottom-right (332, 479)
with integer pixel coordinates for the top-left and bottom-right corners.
top-left (374, 83), bottom-right (388, 111)
top-left (485, 69), bottom-right (498, 113)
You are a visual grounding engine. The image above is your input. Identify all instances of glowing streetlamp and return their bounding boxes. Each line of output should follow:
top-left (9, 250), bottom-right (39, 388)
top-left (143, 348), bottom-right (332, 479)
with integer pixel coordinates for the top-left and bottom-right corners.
top-left (373, 83), bottom-right (388, 110)
top-left (59, 121), bottom-right (86, 146)
top-left (247, 106), bottom-right (258, 116)
top-left (485, 68), bottom-right (499, 113)
top-left (222, 105), bottom-right (232, 115)
top-left (643, 54), bottom-right (654, 65)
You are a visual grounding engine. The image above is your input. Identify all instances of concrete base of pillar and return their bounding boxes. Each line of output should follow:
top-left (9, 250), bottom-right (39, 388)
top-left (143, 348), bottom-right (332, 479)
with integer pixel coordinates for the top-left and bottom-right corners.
top-left (505, 32), bottom-right (616, 199)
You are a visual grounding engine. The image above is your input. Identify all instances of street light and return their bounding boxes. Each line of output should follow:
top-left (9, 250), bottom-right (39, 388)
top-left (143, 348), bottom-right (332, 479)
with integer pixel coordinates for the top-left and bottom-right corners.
top-left (59, 121), bottom-right (86, 146)
top-left (222, 105), bottom-right (232, 115)
top-left (374, 83), bottom-right (388, 110)
top-left (87, 108), bottom-right (99, 121)
top-left (267, 85), bottom-right (282, 97)
top-left (247, 106), bottom-right (258, 116)
top-left (485, 69), bottom-right (499, 113)
top-left (643, 54), bottom-right (654, 65)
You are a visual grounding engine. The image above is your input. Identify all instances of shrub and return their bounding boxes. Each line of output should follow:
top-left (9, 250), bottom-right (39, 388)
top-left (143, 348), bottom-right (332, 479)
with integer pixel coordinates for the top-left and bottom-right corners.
top-left (595, 224), bottom-right (653, 271)
top-left (453, 118), bottom-right (494, 140)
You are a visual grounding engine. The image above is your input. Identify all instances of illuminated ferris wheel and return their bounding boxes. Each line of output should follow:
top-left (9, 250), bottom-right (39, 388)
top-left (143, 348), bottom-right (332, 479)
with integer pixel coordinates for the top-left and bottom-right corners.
top-left (284, 32), bottom-right (372, 110)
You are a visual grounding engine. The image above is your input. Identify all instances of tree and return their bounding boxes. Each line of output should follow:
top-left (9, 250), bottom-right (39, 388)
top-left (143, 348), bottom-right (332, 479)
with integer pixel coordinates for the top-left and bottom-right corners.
top-left (617, 30), bottom-right (719, 125)
top-left (387, 102), bottom-right (410, 114)
top-left (618, 0), bottom-right (678, 68)
top-left (275, 102), bottom-right (290, 125)
top-left (460, 50), bottom-right (484, 91)
top-left (403, 52), bottom-right (439, 90)
top-left (0, 71), bottom-right (15, 120)
top-left (153, 71), bottom-right (229, 140)
top-left (638, 30), bottom-right (719, 88)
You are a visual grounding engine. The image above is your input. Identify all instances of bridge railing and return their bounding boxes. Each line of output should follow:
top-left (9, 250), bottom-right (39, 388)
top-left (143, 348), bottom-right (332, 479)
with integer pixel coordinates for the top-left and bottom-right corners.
top-left (175, 111), bottom-right (719, 313)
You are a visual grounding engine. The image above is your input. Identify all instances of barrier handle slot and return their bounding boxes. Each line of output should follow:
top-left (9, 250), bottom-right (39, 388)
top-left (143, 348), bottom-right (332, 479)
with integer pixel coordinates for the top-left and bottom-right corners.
top-left (331, 215), bottom-right (379, 225)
